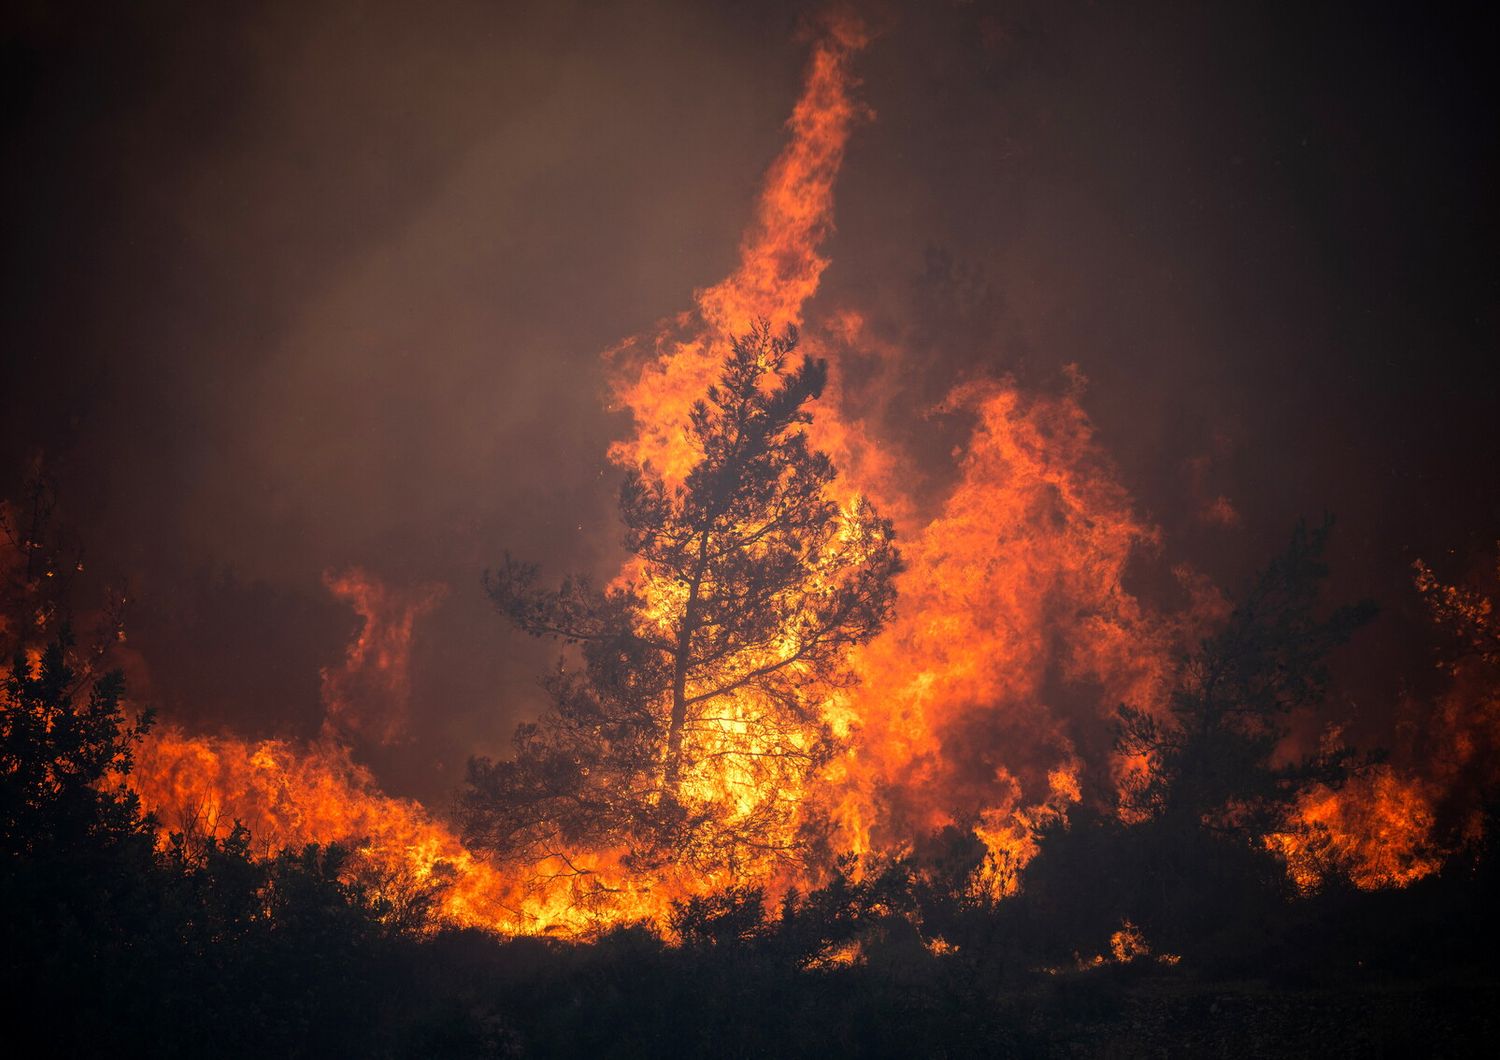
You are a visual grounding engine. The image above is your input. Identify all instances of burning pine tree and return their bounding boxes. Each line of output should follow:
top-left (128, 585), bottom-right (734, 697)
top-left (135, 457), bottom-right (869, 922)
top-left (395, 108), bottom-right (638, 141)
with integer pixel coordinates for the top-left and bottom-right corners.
top-left (462, 324), bottom-right (901, 876)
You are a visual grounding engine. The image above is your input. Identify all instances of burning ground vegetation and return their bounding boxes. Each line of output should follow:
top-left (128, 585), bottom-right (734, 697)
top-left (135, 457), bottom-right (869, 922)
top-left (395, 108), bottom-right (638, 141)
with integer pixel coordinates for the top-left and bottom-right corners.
top-left (5, 9), bottom-right (1500, 1059)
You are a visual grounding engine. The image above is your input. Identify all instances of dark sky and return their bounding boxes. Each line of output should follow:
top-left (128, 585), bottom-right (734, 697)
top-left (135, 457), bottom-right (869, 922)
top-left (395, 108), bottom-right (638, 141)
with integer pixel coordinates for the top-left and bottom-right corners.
top-left (4, 1), bottom-right (1496, 801)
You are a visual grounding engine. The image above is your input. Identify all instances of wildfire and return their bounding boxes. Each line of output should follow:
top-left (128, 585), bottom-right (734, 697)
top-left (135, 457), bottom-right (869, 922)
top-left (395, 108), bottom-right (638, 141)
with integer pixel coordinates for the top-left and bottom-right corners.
top-left (599, 10), bottom-right (1214, 906)
top-left (127, 570), bottom-right (671, 935)
top-left (123, 12), bottom-right (887, 938)
top-left (821, 380), bottom-right (1221, 892)
top-left (606, 9), bottom-right (871, 486)
top-left (1269, 554), bottom-right (1500, 892)
top-left (1270, 766), bottom-right (1446, 892)
top-left (114, 8), bottom-right (1495, 938)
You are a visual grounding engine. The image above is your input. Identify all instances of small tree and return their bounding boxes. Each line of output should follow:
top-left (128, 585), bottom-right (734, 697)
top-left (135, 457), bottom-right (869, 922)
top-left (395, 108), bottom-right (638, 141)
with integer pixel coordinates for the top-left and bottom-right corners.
top-left (0, 630), bottom-right (154, 854)
top-left (463, 324), bottom-right (901, 870)
top-left (1116, 520), bottom-right (1376, 838)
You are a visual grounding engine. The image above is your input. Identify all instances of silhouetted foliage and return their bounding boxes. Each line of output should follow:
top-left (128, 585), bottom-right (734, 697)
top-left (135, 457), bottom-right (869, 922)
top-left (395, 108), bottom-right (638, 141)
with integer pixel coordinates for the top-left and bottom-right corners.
top-left (1, 631), bottom-right (154, 854)
top-left (1117, 519), bottom-right (1377, 837)
top-left (671, 884), bottom-right (774, 949)
top-left (464, 323), bottom-right (902, 871)
top-left (999, 523), bottom-right (1381, 970)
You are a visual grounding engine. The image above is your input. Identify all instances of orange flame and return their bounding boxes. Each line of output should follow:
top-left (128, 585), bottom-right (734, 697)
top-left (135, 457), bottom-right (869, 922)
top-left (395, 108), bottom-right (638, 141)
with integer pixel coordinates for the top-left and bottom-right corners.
top-left (820, 380), bottom-right (1219, 891)
top-left (1271, 555), bottom-right (1500, 891)
top-left (606, 9), bottom-right (872, 486)
top-left (127, 570), bottom-right (693, 935)
top-left (320, 567), bottom-right (446, 745)
top-left (1270, 766), bottom-right (1446, 892)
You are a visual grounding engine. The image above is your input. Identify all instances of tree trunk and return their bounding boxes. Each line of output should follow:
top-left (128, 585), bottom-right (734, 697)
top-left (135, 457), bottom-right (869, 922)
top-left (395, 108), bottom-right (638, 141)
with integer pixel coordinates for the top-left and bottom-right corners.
top-left (662, 530), bottom-right (711, 792)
